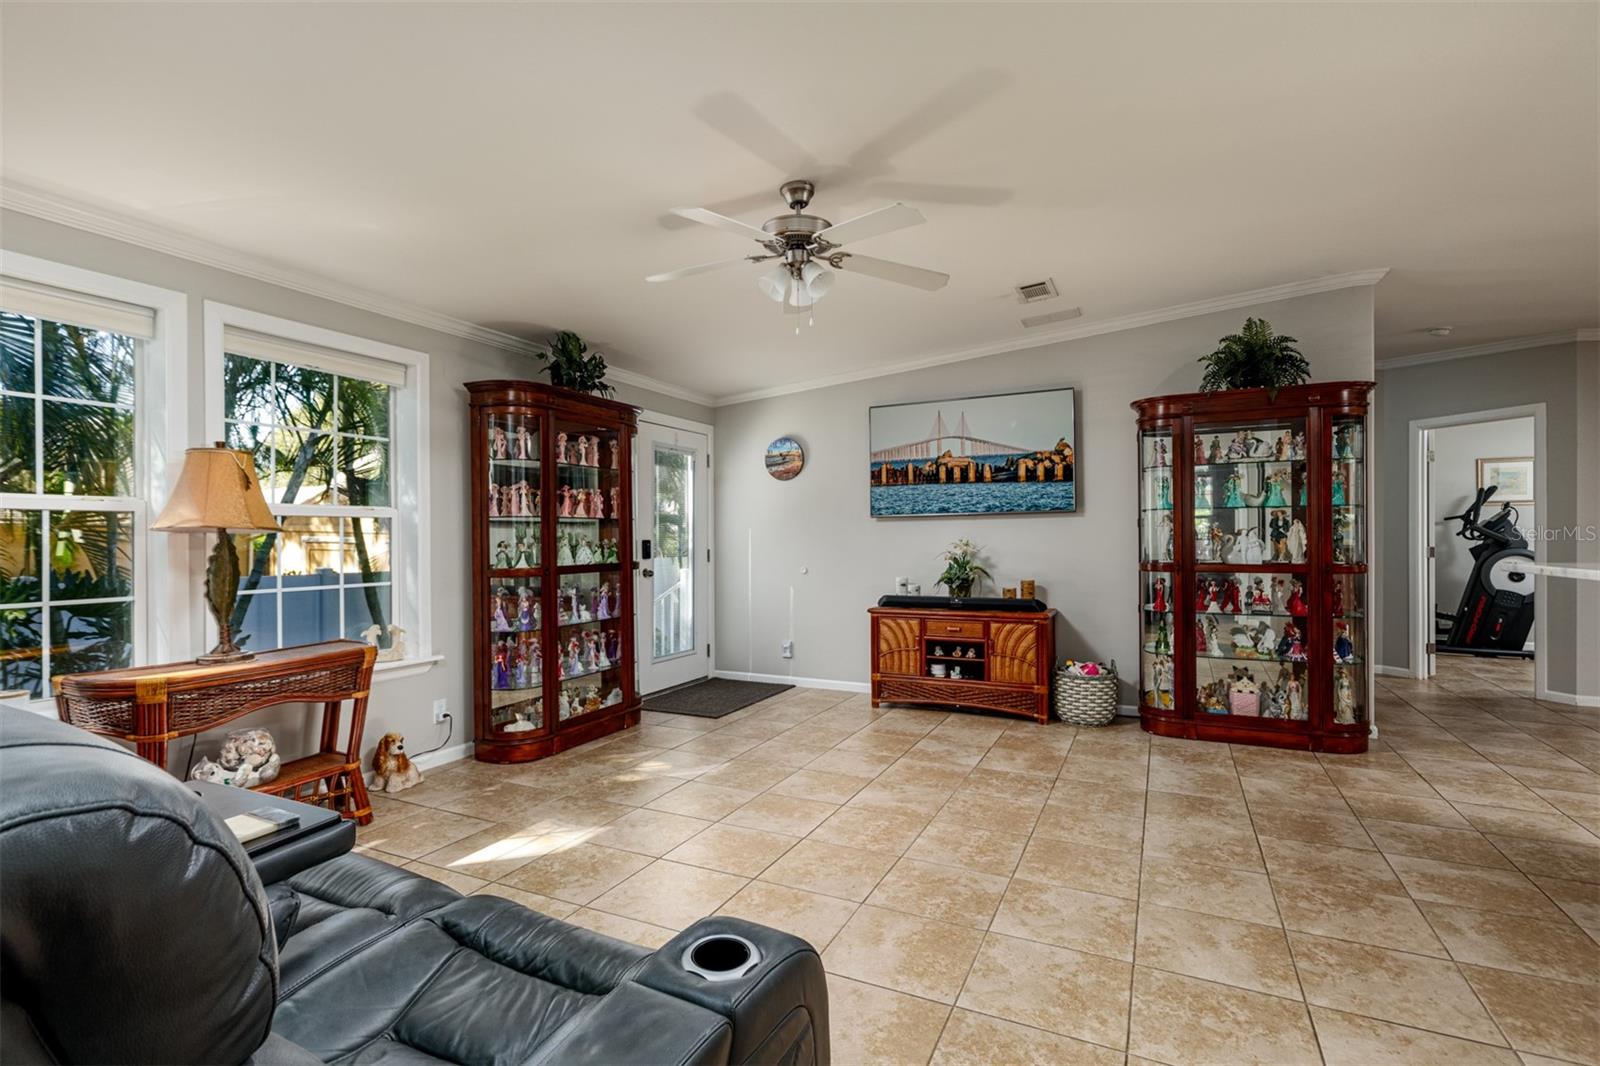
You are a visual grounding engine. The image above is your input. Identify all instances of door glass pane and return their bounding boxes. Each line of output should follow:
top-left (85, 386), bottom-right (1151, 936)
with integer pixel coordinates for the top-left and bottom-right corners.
top-left (652, 445), bottom-right (693, 660)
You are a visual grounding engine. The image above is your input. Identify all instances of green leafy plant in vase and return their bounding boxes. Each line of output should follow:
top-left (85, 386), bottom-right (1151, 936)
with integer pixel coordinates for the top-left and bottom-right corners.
top-left (1197, 317), bottom-right (1310, 399)
top-left (935, 537), bottom-right (991, 599)
top-left (539, 330), bottom-right (615, 397)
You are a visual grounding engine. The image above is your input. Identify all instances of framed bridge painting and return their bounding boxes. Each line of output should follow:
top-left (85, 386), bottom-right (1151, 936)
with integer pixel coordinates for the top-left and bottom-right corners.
top-left (868, 387), bottom-right (1077, 517)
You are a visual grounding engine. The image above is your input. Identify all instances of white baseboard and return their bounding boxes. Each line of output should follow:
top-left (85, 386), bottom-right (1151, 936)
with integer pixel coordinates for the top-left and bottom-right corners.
top-left (1118, 703), bottom-right (1140, 718)
top-left (1539, 690), bottom-right (1600, 709)
top-left (1374, 665), bottom-right (1415, 678)
top-left (712, 669), bottom-right (870, 694)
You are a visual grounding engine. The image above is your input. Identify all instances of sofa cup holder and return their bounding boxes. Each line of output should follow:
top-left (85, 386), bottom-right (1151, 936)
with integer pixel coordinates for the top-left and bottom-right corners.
top-left (681, 934), bottom-right (762, 982)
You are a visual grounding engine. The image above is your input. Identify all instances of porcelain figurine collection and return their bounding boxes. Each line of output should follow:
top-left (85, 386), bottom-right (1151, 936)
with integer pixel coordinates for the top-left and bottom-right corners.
top-left (488, 421), bottom-right (537, 461)
top-left (488, 481), bottom-right (540, 519)
top-left (490, 632), bottom-right (543, 692)
top-left (556, 533), bottom-right (620, 566)
top-left (554, 432), bottom-right (621, 470)
top-left (557, 684), bottom-right (624, 722)
top-left (1197, 664), bottom-right (1309, 721)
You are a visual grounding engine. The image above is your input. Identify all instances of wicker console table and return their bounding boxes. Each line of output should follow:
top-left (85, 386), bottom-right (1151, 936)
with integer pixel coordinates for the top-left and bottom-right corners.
top-left (53, 640), bottom-right (377, 824)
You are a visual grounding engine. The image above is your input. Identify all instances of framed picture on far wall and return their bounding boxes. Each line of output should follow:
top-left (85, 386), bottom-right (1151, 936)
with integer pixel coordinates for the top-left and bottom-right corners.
top-left (868, 387), bottom-right (1076, 516)
top-left (1477, 456), bottom-right (1534, 504)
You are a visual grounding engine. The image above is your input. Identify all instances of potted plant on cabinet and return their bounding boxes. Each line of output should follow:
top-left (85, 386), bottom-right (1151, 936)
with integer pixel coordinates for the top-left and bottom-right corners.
top-left (1197, 317), bottom-right (1310, 398)
top-left (538, 331), bottom-right (615, 397)
top-left (935, 538), bottom-right (991, 599)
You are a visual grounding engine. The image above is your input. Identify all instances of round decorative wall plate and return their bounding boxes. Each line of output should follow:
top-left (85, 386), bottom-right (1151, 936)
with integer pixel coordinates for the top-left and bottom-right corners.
top-left (765, 436), bottom-right (805, 481)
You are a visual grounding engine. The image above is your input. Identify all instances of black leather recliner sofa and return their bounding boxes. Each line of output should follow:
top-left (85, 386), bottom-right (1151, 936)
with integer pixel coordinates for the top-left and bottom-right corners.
top-left (0, 709), bottom-right (829, 1064)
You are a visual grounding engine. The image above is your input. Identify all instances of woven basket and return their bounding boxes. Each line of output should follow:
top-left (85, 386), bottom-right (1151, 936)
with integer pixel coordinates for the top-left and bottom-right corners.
top-left (1053, 661), bottom-right (1119, 726)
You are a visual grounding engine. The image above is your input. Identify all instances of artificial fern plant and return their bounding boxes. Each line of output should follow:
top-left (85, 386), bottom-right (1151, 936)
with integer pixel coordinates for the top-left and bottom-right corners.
top-left (1197, 317), bottom-right (1310, 397)
top-left (539, 331), bottom-right (615, 397)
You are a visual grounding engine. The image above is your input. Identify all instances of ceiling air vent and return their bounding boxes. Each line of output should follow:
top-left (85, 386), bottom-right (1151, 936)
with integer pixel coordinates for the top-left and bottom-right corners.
top-left (1015, 278), bottom-right (1059, 304)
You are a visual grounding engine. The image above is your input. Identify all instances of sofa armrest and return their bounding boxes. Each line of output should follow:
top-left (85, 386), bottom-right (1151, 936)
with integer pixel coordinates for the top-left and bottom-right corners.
top-left (525, 981), bottom-right (731, 1066)
top-left (631, 917), bottom-right (829, 1065)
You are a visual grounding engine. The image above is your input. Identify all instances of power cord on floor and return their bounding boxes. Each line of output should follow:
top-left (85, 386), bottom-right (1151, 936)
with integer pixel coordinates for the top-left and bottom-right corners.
top-left (412, 713), bottom-right (454, 759)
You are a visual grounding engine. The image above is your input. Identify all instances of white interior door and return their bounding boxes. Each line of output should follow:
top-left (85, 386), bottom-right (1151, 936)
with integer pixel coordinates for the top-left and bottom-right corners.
top-left (1423, 429), bottom-right (1438, 678)
top-left (634, 421), bottom-right (710, 694)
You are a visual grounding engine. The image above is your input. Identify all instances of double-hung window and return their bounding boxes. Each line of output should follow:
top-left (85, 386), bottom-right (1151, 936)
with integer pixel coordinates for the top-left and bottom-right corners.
top-left (209, 306), bottom-right (427, 662)
top-left (0, 271), bottom-right (175, 700)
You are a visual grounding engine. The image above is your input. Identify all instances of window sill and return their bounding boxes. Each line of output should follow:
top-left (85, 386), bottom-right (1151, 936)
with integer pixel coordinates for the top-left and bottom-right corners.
top-left (372, 654), bottom-right (444, 682)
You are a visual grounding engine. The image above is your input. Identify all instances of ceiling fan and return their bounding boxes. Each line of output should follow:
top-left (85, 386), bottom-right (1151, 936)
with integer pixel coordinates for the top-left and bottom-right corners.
top-left (646, 180), bottom-right (949, 311)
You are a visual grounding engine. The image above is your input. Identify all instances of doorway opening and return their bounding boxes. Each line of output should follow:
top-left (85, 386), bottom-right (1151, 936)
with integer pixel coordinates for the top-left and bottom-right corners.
top-left (1410, 406), bottom-right (1545, 697)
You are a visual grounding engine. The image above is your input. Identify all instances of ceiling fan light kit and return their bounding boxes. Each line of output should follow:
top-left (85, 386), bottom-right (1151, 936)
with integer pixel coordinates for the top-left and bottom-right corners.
top-left (647, 181), bottom-right (950, 315)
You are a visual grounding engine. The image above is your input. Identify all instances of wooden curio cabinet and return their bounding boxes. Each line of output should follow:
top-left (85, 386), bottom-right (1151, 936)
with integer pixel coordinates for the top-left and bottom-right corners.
top-left (467, 381), bottom-right (640, 762)
top-left (1131, 381), bottom-right (1374, 753)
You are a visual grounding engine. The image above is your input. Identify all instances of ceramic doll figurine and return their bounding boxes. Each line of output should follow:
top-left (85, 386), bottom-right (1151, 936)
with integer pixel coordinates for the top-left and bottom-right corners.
top-left (1262, 683), bottom-right (1285, 719)
top-left (1288, 627), bottom-right (1307, 661)
top-left (1227, 430), bottom-right (1251, 460)
top-left (529, 640), bottom-right (542, 679)
top-left (512, 643), bottom-right (529, 689)
top-left (558, 485), bottom-right (573, 518)
top-left (1271, 577), bottom-right (1290, 616)
top-left (1154, 655), bottom-right (1174, 708)
top-left (1159, 513), bottom-right (1175, 562)
top-left (492, 591), bottom-right (512, 632)
top-left (605, 629), bottom-right (621, 664)
top-left (1334, 621), bottom-right (1355, 663)
top-left (1208, 437), bottom-right (1224, 464)
top-left (1195, 475), bottom-right (1211, 509)
top-left (1196, 579), bottom-right (1209, 612)
top-left (1209, 526), bottom-right (1228, 563)
top-left (1291, 431), bottom-right (1307, 460)
top-left (595, 581), bottom-right (612, 619)
top-left (513, 537), bottom-right (532, 569)
top-left (1287, 518), bottom-right (1309, 563)
top-left (555, 432), bottom-right (570, 464)
top-left (1222, 471), bottom-right (1244, 508)
top-left (1263, 470), bottom-right (1289, 508)
top-left (494, 540), bottom-right (512, 569)
top-left (1335, 424), bottom-right (1356, 460)
top-left (1203, 616), bottom-right (1222, 656)
top-left (1157, 476), bottom-right (1172, 510)
top-left (515, 423), bottom-right (533, 460)
top-left (1276, 620), bottom-right (1299, 660)
top-left (1274, 432), bottom-right (1290, 461)
top-left (1234, 528), bottom-right (1266, 565)
top-left (1335, 671), bottom-right (1357, 724)
top-left (1286, 676), bottom-right (1306, 719)
top-left (1268, 509), bottom-right (1291, 561)
top-left (1194, 435), bottom-right (1207, 465)
top-left (1333, 510), bottom-right (1354, 564)
top-left (565, 636), bottom-right (583, 676)
top-left (492, 640), bottom-right (511, 690)
top-left (1254, 621), bottom-right (1276, 658)
top-left (1331, 466), bottom-right (1348, 507)
top-left (557, 689), bottom-right (571, 720)
top-left (575, 586), bottom-right (592, 622)
top-left (574, 538), bottom-right (595, 565)
top-left (557, 534), bottom-right (575, 566)
top-left (1249, 577), bottom-right (1271, 611)
top-left (604, 538), bottom-right (620, 563)
top-left (609, 486), bottom-right (620, 520)
top-left (1152, 577), bottom-right (1167, 614)
top-left (1153, 440), bottom-right (1168, 467)
top-left (609, 438), bottom-right (621, 470)
top-left (1287, 579), bottom-right (1308, 618)
top-left (491, 425), bottom-right (509, 459)
top-left (1223, 578), bottom-right (1243, 615)
top-left (1153, 615), bottom-right (1170, 655)
top-left (581, 630), bottom-right (601, 670)
top-left (517, 586), bottom-right (535, 631)
top-left (1332, 579), bottom-right (1345, 617)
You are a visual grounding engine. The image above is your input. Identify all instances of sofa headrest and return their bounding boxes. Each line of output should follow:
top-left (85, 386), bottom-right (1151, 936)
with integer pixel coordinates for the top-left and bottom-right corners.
top-left (0, 708), bottom-right (277, 1064)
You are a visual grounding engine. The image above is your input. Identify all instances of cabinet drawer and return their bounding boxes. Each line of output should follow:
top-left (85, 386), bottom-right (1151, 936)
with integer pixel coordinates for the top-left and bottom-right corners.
top-left (923, 619), bottom-right (986, 639)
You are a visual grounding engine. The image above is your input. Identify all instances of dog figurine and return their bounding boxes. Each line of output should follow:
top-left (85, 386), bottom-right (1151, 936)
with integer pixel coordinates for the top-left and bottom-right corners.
top-left (371, 733), bottom-right (423, 794)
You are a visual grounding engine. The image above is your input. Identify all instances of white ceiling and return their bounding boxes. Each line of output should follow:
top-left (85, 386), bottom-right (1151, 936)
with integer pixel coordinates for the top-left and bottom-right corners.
top-left (2, 3), bottom-right (1596, 400)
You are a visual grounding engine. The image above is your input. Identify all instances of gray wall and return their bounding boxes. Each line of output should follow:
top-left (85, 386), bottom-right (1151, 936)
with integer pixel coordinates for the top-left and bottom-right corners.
top-left (1429, 417), bottom-right (1536, 633)
top-left (712, 286), bottom-right (1377, 699)
top-left (0, 209), bottom-right (709, 766)
top-left (1375, 341), bottom-right (1599, 699)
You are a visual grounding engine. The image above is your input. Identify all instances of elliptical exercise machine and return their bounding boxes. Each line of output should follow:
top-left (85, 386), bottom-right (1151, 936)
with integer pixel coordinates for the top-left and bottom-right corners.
top-left (1435, 485), bottom-right (1535, 658)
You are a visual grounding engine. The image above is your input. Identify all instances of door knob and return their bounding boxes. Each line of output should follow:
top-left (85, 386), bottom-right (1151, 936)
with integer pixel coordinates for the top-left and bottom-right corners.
top-left (641, 568), bottom-right (654, 577)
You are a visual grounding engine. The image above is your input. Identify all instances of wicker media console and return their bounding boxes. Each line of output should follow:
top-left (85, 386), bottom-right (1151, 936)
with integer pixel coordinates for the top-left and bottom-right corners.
top-left (869, 602), bottom-right (1057, 722)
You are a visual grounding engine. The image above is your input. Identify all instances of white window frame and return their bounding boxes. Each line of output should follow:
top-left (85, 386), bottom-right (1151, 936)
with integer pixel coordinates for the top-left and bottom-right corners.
top-left (203, 302), bottom-right (433, 674)
top-left (0, 250), bottom-right (188, 713)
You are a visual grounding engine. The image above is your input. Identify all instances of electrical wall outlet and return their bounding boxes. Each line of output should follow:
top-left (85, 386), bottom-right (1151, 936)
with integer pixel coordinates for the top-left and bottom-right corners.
top-left (780, 640), bottom-right (794, 659)
top-left (432, 698), bottom-right (449, 724)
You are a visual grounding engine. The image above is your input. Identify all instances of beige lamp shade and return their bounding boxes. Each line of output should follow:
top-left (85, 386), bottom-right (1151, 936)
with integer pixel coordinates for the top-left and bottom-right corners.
top-left (151, 445), bottom-right (283, 533)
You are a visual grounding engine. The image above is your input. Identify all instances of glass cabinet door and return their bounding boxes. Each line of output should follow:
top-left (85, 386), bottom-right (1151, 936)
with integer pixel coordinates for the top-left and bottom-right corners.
top-left (1193, 418), bottom-right (1308, 567)
top-left (1139, 426), bottom-right (1176, 712)
top-left (1331, 415), bottom-right (1365, 565)
top-left (1140, 427), bottom-right (1176, 564)
top-left (485, 410), bottom-right (543, 737)
top-left (1193, 569), bottom-right (1310, 720)
top-left (553, 420), bottom-right (626, 722)
top-left (1331, 572), bottom-right (1367, 727)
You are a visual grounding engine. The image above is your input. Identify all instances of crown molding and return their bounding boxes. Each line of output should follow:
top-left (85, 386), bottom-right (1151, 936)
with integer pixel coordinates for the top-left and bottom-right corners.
top-left (0, 180), bottom-right (715, 408)
top-left (711, 268), bottom-right (1391, 406)
top-left (1377, 329), bottom-right (1600, 371)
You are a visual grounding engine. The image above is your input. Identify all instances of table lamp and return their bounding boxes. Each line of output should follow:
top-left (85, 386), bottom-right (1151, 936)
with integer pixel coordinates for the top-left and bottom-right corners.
top-left (152, 444), bottom-right (283, 663)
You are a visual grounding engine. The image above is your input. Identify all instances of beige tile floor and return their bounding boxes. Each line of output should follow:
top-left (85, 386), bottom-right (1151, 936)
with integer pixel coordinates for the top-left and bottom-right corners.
top-left (358, 657), bottom-right (1600, 1065)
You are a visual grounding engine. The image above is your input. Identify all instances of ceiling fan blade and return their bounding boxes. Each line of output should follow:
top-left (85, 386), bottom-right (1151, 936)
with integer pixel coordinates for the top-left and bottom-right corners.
top-left (670, 207), bottom-right (774, 244)
top-left (645, 256), bottom-right (758, 283)
top-left (816, 203), bottom-right (925, 246)
top-left (863, 180), bottom-right (1014, 207)
top-left (837, 253), bottom-right (948, 292)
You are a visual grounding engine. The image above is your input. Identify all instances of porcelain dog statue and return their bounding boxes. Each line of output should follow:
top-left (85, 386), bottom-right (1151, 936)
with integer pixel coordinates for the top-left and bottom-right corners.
top-left (371, 732), bottom-right (424, 794)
